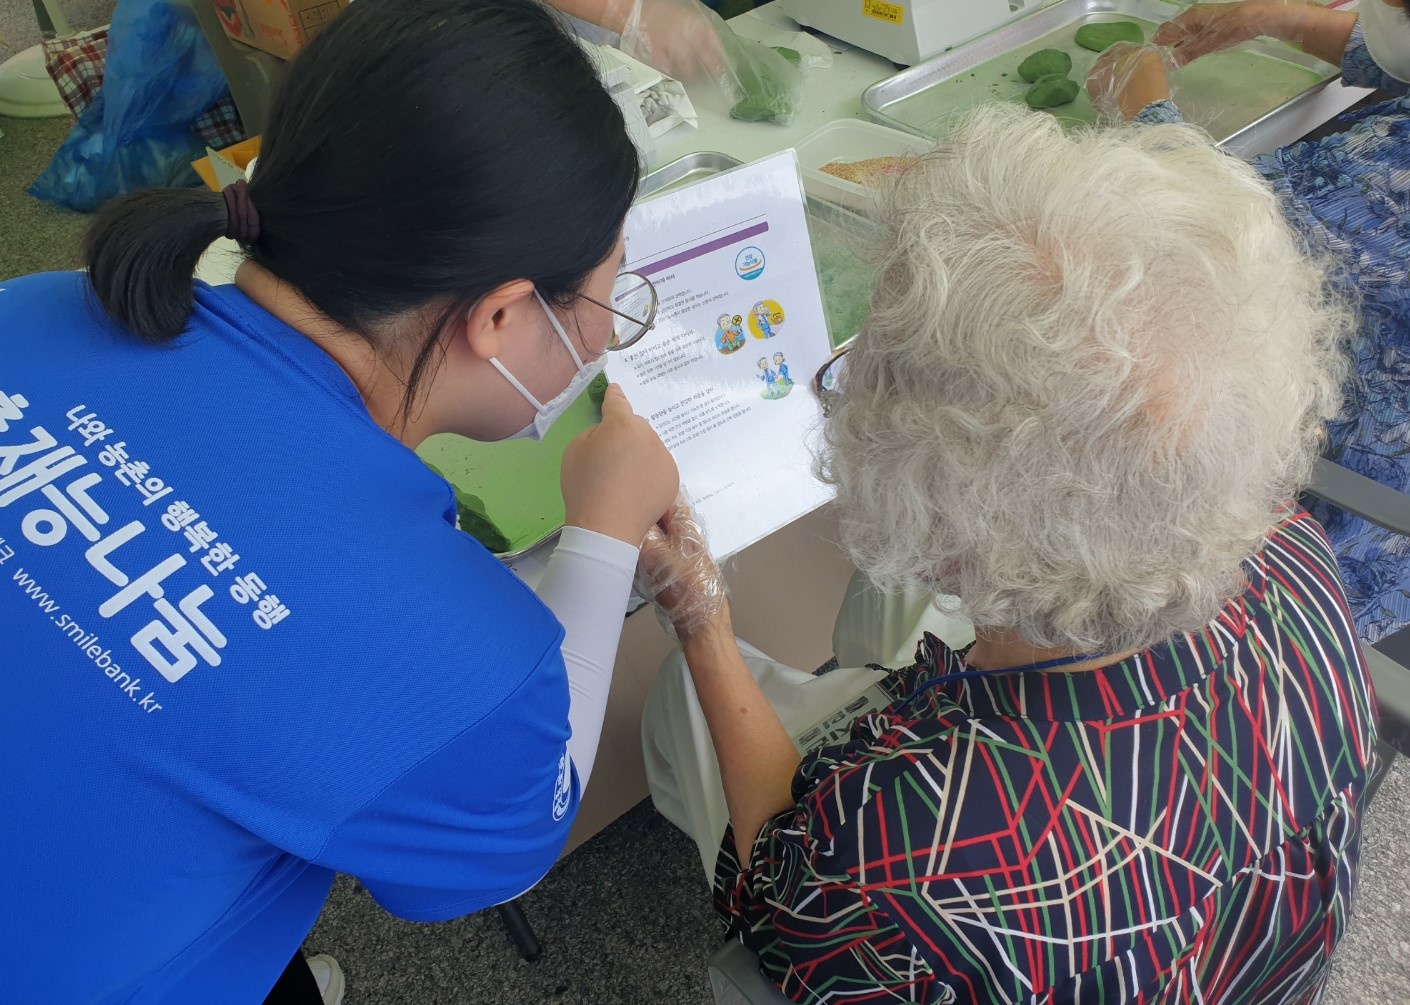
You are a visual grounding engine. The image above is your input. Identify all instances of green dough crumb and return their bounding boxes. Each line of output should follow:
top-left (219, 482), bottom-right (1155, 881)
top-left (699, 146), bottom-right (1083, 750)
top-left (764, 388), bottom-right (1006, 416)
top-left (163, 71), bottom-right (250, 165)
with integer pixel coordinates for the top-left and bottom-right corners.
top-left (772, 46), bottom-right (801, 66)
top-left (1075, 21), bottom-right (1144, 52)
top-left (1017, 48), bottom-right (1072, 83)
top-left (1024, 73), bottom-right (1080, 109)
top-left (588, 371), bottom-right (609, 411)
top-left (424, 461), bottom-right (513, 553)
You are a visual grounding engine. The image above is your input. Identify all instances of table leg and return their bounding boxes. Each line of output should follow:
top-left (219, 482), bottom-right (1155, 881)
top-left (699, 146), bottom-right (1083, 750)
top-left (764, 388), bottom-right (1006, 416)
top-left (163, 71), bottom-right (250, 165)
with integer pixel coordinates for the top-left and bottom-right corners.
top-left (496, 901), bottom-right (543, 962)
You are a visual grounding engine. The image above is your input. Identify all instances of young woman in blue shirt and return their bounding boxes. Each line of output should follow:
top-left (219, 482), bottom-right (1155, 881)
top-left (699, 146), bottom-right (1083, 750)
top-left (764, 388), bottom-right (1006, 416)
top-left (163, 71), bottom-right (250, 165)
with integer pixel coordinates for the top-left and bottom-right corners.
top-left (0, 1), bottom-right (681, 1001)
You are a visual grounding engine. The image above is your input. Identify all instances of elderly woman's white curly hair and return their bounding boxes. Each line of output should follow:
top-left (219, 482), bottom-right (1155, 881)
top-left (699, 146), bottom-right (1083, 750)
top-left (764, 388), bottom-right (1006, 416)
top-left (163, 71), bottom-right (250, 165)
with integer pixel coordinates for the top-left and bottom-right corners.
top-left (819, 104), bottom-right (1351, 654)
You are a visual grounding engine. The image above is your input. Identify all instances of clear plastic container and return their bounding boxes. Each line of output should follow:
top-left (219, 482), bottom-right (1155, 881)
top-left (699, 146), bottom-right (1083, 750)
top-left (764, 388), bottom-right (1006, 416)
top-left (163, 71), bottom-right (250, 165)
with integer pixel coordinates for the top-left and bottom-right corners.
top-left (795, 119), bottom-right (929, 213)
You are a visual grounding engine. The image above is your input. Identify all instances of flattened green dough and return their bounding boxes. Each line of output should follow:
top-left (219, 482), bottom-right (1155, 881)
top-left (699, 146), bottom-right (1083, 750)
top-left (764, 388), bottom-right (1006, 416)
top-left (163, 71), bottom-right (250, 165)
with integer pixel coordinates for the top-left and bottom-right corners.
top-left (1018, 48), bottom-right (1072, 83)
top-left (1075, 21), bottom-right (1144, 52)
top-left (1024, 73), bottom-right (1080, 109)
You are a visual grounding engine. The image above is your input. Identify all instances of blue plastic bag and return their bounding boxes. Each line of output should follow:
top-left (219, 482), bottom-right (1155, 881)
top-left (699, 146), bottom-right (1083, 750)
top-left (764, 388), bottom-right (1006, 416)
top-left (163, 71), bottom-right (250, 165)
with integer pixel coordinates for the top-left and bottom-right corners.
top-left (29, 0), bottom-right (231, 212)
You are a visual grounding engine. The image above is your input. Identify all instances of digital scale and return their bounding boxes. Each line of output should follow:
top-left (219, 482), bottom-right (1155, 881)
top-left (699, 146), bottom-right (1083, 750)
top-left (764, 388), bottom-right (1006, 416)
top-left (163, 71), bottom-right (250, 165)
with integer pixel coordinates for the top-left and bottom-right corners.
top-left (783, 0), bottom-right (1049, 67)
top-left (779, 0), bottom-right (1040, 67)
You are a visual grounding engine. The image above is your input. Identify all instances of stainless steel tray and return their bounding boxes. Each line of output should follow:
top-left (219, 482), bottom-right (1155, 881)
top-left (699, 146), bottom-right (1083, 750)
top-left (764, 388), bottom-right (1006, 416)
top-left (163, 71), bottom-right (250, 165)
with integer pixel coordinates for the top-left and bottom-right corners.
top-left (490, 152), bottom-right (744, 564)
top-left (640, 151), bottom-right (744, 199)
top-left (862, 0), bottom-right (1339, 151)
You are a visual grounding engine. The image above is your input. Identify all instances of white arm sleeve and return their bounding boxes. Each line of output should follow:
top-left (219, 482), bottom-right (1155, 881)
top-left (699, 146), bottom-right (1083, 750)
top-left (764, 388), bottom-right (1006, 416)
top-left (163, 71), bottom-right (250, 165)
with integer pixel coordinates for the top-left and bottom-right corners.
top-left (534, 526), bottom-right (639, 790)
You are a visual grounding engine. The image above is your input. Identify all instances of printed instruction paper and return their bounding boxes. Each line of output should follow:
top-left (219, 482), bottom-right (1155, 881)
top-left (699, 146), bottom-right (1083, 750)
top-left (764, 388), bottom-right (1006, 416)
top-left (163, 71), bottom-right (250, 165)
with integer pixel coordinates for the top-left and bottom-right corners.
top-left (610, 151), bottom-right (834, 560)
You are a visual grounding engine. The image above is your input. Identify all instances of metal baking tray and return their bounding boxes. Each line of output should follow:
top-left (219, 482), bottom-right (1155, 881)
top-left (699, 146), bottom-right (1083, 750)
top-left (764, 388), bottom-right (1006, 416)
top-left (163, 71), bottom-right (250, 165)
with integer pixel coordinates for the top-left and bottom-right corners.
top-left (419, 152), bottom-right (744, 565)
top-left (640, 151), bottom-right (743, 199)
top-left (861, 0), bottom-right (1339, 151)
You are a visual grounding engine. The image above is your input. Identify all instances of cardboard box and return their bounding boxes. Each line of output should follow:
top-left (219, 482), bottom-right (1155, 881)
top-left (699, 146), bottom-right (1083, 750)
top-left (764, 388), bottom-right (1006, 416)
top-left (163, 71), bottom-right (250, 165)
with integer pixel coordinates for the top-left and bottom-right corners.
top-left (192, 136), bottom-right (262, 192)
top-left (211, 0), bottom-right (350, 61)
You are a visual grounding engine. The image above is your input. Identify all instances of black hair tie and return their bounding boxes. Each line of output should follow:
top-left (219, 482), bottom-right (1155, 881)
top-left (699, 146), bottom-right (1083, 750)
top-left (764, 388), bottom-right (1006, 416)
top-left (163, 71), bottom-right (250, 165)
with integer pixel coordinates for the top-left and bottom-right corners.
top-left (221, 179), bottom-right (261, 245)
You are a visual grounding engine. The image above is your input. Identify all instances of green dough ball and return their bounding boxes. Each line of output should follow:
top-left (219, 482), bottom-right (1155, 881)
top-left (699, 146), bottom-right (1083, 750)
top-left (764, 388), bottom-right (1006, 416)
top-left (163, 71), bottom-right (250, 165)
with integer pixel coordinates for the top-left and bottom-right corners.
top-left (588, 371), bottom-right (609, 411)
top-left (1017, 48), bottom-right (1072, 83)
top-left (772, 46), bottom-right (802, 66)
top-left (726, 37), bottom-right (799, 124)
top-left (731, 96), bottom-right (792, 123)
top-left (1075, 21), bottom-right (1144, 52)
top-left (1024, 73), bottom-right (1080, 109)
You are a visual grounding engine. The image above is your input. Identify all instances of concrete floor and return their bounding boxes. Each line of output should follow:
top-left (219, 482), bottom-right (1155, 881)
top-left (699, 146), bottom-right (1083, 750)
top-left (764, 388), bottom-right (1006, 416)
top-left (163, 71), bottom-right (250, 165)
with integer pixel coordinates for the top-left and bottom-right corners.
top-left (301, 761), bottom-right (1410, 1004)
top-left (0, 0), bottom-right (115, 58)
top-left (2, 2), bottom-right (1408, 999)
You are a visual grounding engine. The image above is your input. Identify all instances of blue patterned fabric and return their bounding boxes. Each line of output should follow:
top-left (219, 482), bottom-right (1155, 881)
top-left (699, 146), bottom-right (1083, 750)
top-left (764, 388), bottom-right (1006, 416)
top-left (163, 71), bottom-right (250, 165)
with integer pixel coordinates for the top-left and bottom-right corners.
top-left (1147, 24), bottom-right (1410, 643)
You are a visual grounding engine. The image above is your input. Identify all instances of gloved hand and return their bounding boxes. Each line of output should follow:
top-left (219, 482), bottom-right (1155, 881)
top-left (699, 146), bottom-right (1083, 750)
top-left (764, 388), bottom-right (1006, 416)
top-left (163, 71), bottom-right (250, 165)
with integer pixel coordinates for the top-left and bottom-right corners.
top-left (1152, 1), bottom-right (1320, 66)
top-left (611, 0), bottom-right (729, 82)
top-left (610, 0), bottom-right (802, 124)
top-left (635, 490), bottom-right (729, 640)
top-left (1085, 41), bottom-right (1177, 121)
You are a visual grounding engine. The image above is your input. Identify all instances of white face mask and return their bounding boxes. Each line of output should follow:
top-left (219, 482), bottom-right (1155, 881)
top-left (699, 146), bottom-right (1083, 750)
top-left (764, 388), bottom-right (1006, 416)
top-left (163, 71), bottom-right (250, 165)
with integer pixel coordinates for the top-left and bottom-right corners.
top-left (490, 291), bottom-right (608, 441)
top-left (1362, 0), bottom-right (1410, 84)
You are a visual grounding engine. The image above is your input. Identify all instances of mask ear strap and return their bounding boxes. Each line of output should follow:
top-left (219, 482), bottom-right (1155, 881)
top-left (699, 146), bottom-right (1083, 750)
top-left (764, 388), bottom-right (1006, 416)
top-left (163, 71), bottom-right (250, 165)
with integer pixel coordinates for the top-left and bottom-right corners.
top-left (489, 358), bottom-right (547, 412)
top-left (535, 290), bottom-right (588, 369)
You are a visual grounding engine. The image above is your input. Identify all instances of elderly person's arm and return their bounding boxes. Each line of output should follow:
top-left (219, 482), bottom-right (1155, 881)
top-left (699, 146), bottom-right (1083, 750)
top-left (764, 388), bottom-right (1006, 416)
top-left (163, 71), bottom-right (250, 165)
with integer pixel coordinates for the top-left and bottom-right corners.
top-left (1092, 1), bottom-right (1390, 125)
top-left (679, 610), bottom-right (801, 858)
top-left (638, 504), bottom-right (945, 995)
top-left (637, 500), bottom-right (800, 859)
top-left (1152, 2), bottom-right (1358, 70)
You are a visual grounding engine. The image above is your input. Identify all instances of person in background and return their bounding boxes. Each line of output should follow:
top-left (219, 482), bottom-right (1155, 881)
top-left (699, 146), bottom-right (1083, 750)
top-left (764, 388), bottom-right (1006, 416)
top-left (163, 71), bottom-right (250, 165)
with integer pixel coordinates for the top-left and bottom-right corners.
top-left (635, 104), bottom-right (1378, 1003)
top-left (0, 1), bottom-right (678, 1003)
top-left (1090, 0), bottom-right (1410, 645)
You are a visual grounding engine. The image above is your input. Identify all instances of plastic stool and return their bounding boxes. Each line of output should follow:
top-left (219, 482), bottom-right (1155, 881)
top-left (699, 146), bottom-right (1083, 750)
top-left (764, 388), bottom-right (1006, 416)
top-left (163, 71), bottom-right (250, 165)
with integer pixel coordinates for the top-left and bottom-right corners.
top-left (707, 940), bottom-right (791, 1004)
top-left (0, 1), bottom-right (72, 118)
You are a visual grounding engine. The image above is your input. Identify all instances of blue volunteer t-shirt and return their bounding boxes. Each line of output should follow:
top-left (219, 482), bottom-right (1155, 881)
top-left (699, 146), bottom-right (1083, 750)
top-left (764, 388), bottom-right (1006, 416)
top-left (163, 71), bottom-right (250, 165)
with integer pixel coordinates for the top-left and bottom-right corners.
top-left (0, 273), bottom-right (578, 1004)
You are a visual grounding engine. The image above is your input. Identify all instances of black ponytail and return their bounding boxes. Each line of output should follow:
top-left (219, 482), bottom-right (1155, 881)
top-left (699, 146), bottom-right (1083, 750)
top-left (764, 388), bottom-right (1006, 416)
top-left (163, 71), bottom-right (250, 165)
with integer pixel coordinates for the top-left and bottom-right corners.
top-left (84, 188), bottom-right (229, 344)
top-left (81, 0), bottom-right (639, 416)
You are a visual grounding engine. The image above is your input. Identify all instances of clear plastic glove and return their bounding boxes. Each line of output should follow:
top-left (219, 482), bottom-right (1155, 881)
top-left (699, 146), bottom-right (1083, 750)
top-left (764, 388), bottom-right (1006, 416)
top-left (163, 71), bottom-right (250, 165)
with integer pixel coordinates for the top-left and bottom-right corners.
top-left (1153, 1), bottom-right (1338, 67)
top-left (635, 490), bottom-right (728, 640)
top-left (611, 0), bottom-right (803, 124)
top-left (1085, 41), bottom-right (1177, 121)
top-left (611, 0), bottom-right (729, 82)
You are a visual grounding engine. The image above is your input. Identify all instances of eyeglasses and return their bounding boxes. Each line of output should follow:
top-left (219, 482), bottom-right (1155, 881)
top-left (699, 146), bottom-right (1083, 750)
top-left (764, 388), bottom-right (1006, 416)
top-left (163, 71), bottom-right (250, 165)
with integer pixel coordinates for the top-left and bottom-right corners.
top-left (813, 341), bottom-right (853, 413)
top-left (579, 271), bottom-right (658, 352)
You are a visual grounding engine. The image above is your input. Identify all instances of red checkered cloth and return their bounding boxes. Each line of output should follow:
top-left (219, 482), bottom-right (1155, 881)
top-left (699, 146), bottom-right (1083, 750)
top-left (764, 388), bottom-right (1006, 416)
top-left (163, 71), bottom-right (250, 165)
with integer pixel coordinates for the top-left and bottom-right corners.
top-left (41, 26), bottom-right (107, 117)
top-left (193, 95), bottom-right (247, 150)
top-left (41, 27), bottom-right (247, 149)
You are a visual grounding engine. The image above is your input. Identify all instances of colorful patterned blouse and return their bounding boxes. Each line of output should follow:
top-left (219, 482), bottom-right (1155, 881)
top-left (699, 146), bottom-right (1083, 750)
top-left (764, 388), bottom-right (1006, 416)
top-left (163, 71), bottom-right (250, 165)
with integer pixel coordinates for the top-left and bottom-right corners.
top-left (714, 512), bottom-right (1378, 1004)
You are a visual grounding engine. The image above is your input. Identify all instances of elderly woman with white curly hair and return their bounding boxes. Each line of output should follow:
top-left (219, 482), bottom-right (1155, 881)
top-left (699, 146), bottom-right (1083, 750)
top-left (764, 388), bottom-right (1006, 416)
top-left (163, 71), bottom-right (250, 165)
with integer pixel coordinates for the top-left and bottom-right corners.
top-left (633, 104), bottom-right (1379, 1005)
